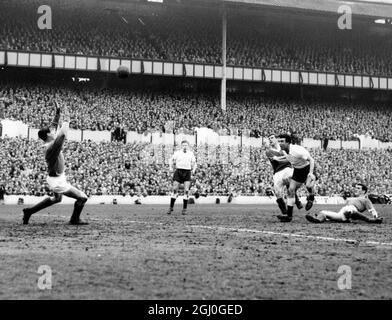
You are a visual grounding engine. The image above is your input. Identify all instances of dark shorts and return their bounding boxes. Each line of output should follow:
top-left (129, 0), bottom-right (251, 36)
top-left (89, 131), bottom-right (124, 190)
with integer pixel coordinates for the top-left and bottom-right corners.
top-left (292, 165), bottom-right (310, 184)
top-left (173, 169), bottom-right (191, 184)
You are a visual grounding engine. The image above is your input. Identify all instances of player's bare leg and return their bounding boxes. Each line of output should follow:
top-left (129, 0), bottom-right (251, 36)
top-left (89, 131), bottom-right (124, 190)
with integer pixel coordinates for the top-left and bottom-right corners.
top-left (63, 187), bottom-right (88, 225)
top-left (167, 181), bottom-right (180, 215)
top-left (23, 193), bottom-right (62, 224)
top-left (182, 181), bottom-right (191, 215)
top-left (282, 180), bottom-right (302, 211)
top-left (306, 209), bottom-right (382, 224)
top-left (306, 211), bottom-right (337, 223)
top-left (295, 193), bottom-right (303, 210)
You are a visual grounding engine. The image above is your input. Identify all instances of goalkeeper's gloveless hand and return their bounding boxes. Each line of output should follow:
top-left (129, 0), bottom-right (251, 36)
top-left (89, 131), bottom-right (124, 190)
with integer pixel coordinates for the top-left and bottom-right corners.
top-left (54, 100), bottom-right (61, 114)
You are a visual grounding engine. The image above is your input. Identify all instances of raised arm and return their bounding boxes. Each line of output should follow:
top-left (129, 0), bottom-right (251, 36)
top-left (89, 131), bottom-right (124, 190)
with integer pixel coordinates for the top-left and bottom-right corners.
top-left (50, 101), bottom-right (61, 131)
top-left (56, 102), bottom-right (70, 138)
top-left (46, 102), bottom-right (69, 158)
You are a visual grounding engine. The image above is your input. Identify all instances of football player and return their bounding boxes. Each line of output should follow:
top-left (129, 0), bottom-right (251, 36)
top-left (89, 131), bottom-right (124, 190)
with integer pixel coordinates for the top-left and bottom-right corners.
top-left (22, 101), bottom-right (88, 225)
top-left (266, 134), bottom-right (303, 215)
top-left (305, 183), bottom-right (383, 224)
top-left (273, 134), bottom-right (316, 222)
top-left (167, 140), bottom-right (197, 215)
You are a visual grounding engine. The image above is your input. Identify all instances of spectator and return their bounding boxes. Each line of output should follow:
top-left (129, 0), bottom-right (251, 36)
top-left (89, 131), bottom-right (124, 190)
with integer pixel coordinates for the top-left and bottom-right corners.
top-left (1, 137), bottom-right (391, 197)
top-left (112, 124), bottom-right (126, 143)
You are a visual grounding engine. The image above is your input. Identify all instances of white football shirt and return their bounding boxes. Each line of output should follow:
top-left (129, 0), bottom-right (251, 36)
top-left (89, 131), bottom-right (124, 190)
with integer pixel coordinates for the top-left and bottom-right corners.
top-left (171, 150), bottom-right (196, 170)
top-left (287, 144), bottom-right (311, 169)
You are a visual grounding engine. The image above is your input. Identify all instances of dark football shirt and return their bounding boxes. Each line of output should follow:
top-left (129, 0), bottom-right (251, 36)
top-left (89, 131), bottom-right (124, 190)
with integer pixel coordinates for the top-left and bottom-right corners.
top-left (45, 133), bottom-right (66, 177)
top-left (266, 148), bottom-right (291, 174)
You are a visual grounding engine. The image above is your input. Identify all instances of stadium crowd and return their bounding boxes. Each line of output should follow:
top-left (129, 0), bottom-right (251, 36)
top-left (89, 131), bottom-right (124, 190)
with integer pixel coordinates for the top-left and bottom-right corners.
top-left (1, 137), bottom-right (391, 197)
top-left (1, 0), bottom-right (392, 75)
top-left (1, 82), bottom-right (392, 141)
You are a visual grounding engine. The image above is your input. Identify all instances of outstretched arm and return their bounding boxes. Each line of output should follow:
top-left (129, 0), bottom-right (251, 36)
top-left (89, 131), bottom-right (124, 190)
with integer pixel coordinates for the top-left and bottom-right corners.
top-left (50, 101), bottom-right (61, 131)
top-left (56, 102), bottom-right (70, 138)
top-left (272, 150), bottom-right (289, 163)
top-left (365, 199), bottom-right (378, 218)
top-left (47, 102), bottom-right (69, 158)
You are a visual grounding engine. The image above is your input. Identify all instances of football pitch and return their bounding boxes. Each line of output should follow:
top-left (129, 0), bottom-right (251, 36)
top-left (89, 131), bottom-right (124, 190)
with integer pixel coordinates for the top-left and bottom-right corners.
top-left (0, 204), bottom-right (391, 300)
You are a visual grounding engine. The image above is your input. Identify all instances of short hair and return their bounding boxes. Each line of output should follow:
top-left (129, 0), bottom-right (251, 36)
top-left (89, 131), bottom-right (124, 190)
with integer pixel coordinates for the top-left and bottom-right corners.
top-left (356, 183), bottom-right (368, 194)
top-left (38, 127), bottom-right (50, 141)
top-left (277, 134), bottom-right (292, 144)
top-left (291, 134), bottom-right (301, 145)
top-left (181, 140), bottom-right (189, 145)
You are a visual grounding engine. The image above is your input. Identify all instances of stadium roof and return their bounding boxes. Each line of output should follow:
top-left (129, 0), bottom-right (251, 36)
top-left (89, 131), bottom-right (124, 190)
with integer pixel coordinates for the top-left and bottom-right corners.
top-left (223, 0), bottom-right (392, 17)
top-left (104, 0), bottom-right (392, 18)
top-left (137, 0), bottom-right (392, 18)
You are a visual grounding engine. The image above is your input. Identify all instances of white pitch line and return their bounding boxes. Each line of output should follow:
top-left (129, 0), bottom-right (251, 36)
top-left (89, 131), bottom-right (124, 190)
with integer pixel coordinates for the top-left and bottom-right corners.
top-left (34, 214), bottom-right (392, 247)
top-left (186, 225), bottom-right (392, 247)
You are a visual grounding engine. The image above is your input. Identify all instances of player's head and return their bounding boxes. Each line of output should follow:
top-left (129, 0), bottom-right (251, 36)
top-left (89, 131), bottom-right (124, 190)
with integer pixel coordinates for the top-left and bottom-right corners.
top-left (290, 134), bottom-right (301, 145)
top-left (38, 127), bottom-right (54, 142)
top-left (277, 134), bottom-right (292, 144)
top-left (268, 134), bottom-right (279, 147)
top-left (181, 140), bottom-right (189, 152)
top-left (354, 183), bottom-right (368, 197)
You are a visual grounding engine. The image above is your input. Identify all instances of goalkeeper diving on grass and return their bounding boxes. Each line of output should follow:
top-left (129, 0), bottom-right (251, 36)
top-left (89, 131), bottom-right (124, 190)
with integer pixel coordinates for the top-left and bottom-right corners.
top-left (305, 183), bottom-right (383, 224)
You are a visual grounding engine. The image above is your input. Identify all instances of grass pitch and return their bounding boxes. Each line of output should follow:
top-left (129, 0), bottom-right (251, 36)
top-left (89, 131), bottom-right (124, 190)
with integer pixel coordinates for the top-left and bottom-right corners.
top-left (0, 204), bottom-right (391, 299)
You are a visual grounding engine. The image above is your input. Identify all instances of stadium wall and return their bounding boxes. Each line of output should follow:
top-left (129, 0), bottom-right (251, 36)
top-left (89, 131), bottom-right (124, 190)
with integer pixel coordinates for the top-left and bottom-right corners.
top-left (2, 119), bottom-right (392, 149)
top-left (2, 195), bottom-right (346, 205)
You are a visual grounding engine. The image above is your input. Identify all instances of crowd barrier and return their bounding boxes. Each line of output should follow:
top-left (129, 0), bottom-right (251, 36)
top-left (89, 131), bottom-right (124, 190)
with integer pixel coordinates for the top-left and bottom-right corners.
top-left (2, 195), bottom-right (346, 206)
top-left (2, 118), bottom-right (392, 150)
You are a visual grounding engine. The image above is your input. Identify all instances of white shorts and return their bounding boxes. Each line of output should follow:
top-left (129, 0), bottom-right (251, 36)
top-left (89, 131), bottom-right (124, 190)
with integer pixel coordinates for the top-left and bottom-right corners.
top-left (273, 167), bottom-right (293, 196)
top-left (337, 205), bottom-right (358, 221)
top-left (46, 173), bottom-right (72, 194)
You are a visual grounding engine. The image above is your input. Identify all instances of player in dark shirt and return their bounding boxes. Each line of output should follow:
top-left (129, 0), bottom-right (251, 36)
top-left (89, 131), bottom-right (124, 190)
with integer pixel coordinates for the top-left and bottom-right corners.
top-left (22, 101), bottom-right (88, 225)
top-left (306, 184), bottom-right (382, 223)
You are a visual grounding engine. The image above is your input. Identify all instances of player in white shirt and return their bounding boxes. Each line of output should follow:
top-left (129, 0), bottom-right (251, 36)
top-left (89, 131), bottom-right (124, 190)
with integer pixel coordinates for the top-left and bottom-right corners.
top-left (167, 140), bottom-right (197, 215)
top-left (273, 134), bottom-right (316, 222)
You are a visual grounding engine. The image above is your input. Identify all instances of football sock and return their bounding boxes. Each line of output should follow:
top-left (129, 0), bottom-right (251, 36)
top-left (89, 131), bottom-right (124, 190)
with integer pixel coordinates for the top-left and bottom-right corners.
top-left (306, 188), bottom-right (315, 200)
top-left (70, 197), bottom-right (87, 222)
top-left (287, 206), bottom-right (293, 217)
top-left (287, 197), bottom-right (295, 217)
top-left (276, 198), bottom-right (287, 215)
top-left (170, 194), bottom-right (177, 209)
top-left (183, 192), bottom-right (189, 209)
